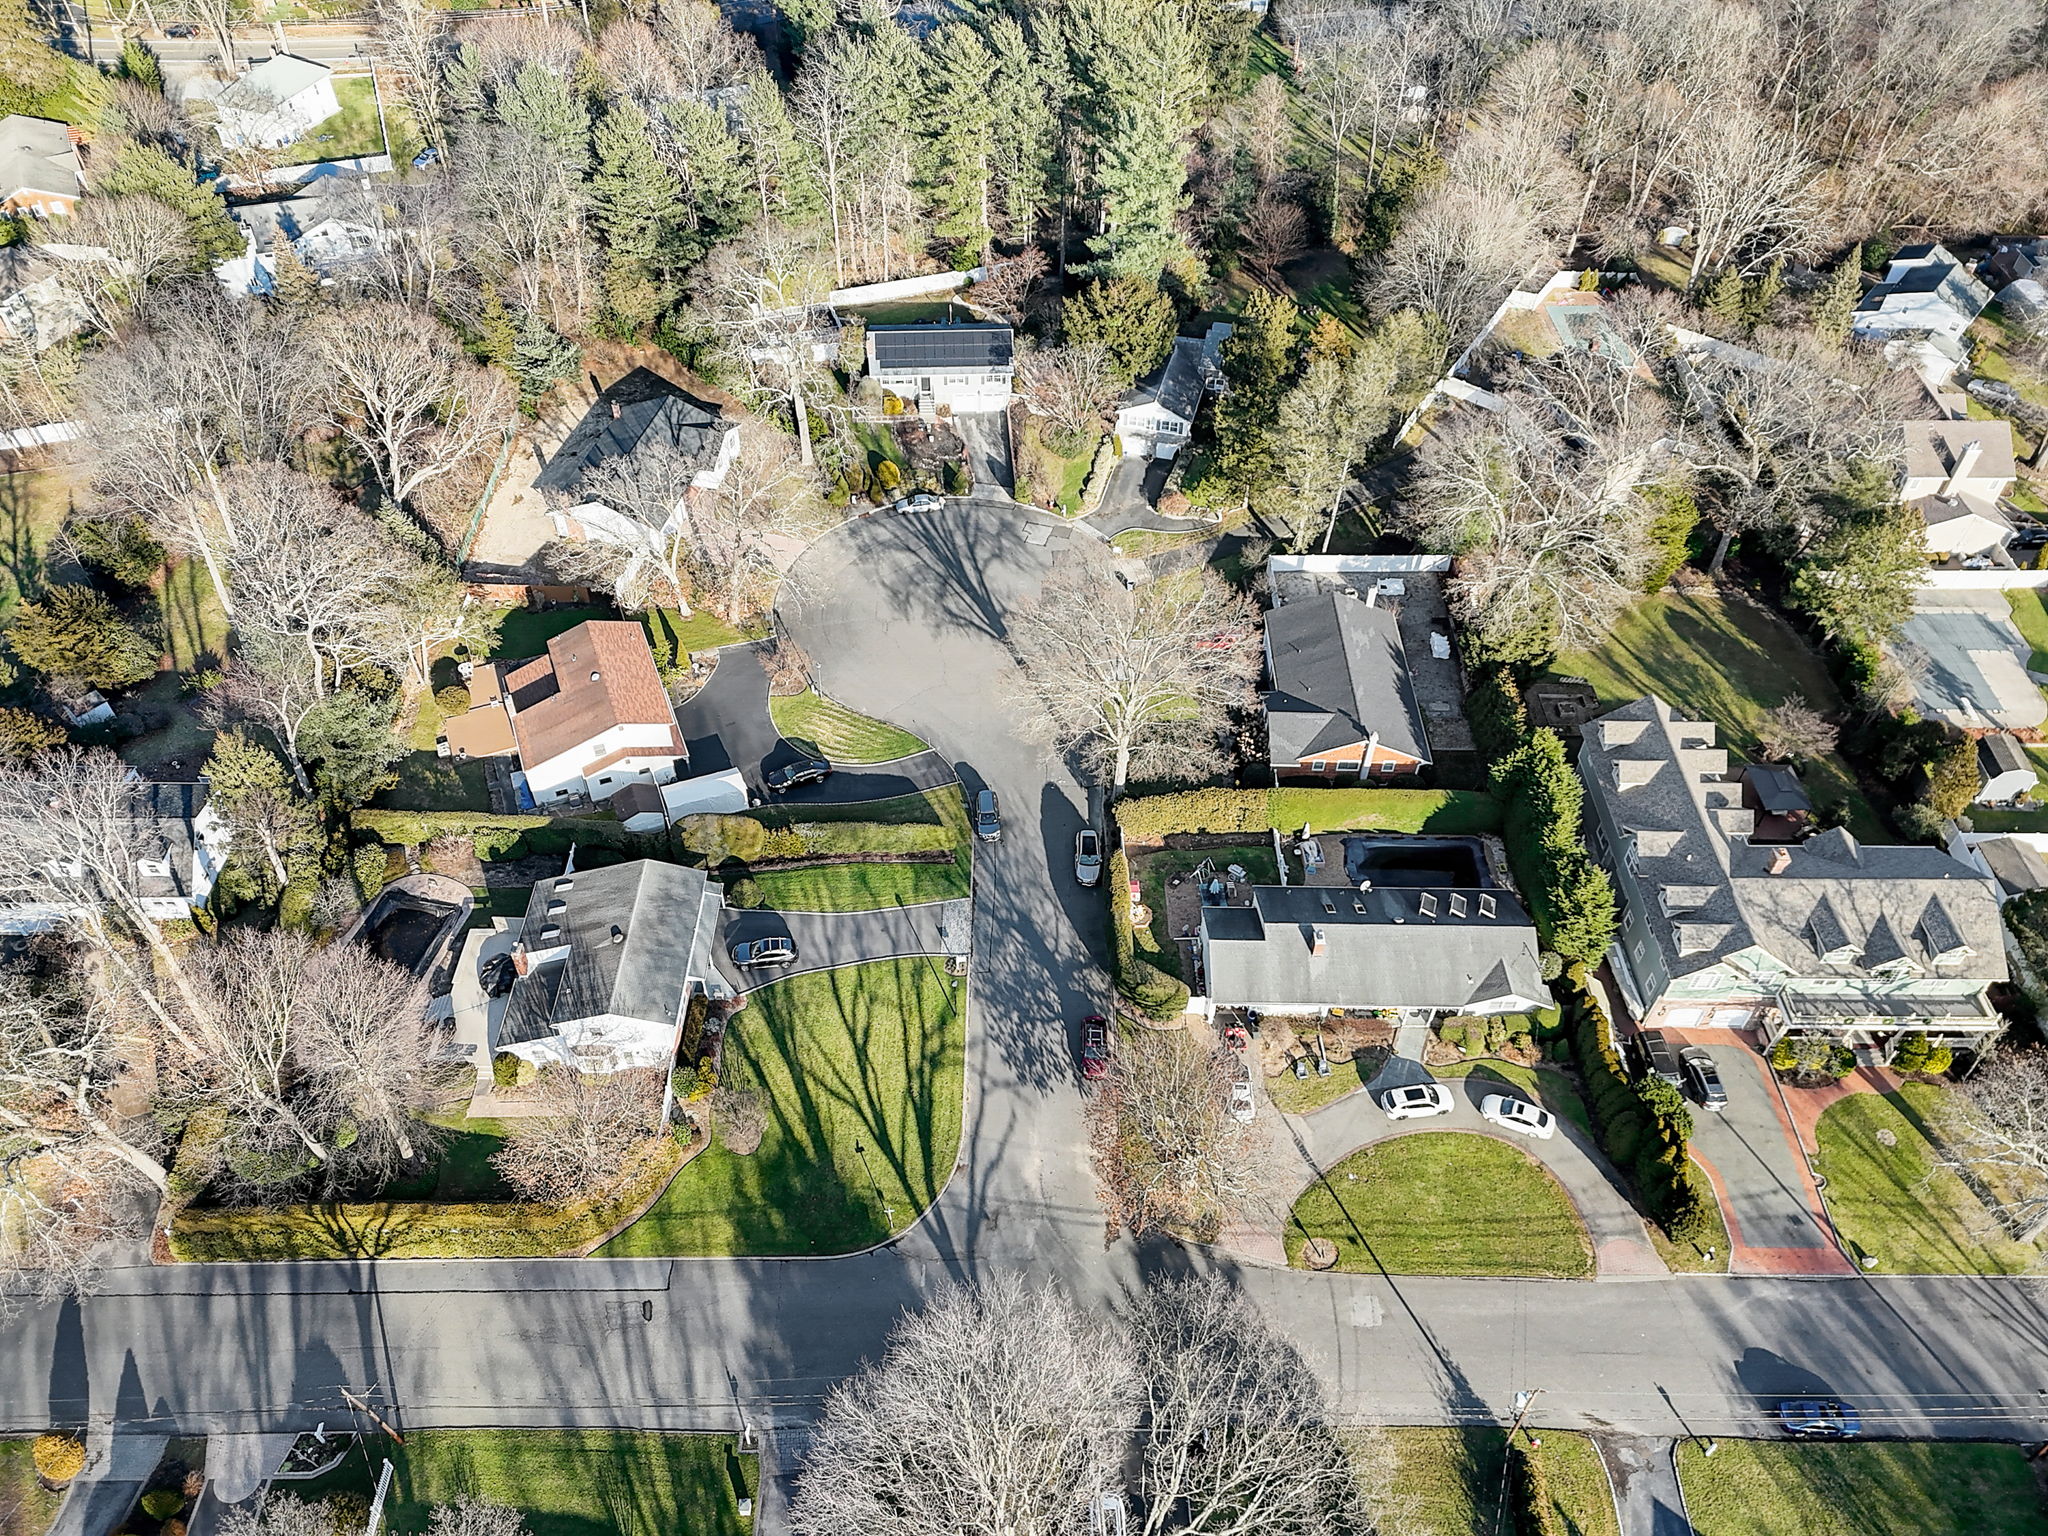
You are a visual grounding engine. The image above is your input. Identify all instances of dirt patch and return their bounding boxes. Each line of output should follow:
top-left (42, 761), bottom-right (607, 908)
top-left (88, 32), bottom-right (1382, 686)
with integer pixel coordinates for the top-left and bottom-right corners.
top-left (1255, 1014), bottom-right (1393, 1078)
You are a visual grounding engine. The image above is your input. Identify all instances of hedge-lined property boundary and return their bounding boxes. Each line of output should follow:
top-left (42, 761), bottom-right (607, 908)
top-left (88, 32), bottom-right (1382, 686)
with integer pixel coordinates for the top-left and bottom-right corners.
top-left (353, 808), bottom-right (667, 862)
top-left (1108, 846), bottom-right (1189, 1020)
top-left (1114, 787), bottom-right (1502, 840)
top-left (169, 1142), bottom-right (686, 1261)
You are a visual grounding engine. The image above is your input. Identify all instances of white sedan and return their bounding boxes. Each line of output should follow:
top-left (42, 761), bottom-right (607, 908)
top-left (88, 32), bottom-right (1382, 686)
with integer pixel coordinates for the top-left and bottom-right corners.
top-left (1480, 1093), bottom-right (1556, 1140)
top-left (1379, 1083), bottom-right (1455, 1120)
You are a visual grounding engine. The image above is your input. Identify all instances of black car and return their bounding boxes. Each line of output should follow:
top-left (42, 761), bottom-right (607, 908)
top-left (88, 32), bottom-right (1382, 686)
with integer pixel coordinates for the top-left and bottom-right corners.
top-left (764, 757), bottom-right (831, 793)
top-left (974, 788), bottom-right (1001, 843)
top-left (1632, 1029), bottom-right (1684, 1086)
top-left (1681, 1046), bottom-right (1729, 1110)
top-left (729, 936), bottom-right (797, 968)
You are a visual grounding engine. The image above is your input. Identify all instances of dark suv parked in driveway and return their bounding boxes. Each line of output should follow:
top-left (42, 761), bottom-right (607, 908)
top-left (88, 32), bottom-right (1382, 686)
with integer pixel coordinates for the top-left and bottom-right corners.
top-left (1631, 1029), bottom-right (1684, 1086)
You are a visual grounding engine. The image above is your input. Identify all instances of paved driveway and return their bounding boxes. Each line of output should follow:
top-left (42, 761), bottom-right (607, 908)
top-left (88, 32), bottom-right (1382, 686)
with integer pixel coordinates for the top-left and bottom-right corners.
top-left (716, 900), bottom-right (970, 992)
top-left (954, 412), bottom-right (1013, 496)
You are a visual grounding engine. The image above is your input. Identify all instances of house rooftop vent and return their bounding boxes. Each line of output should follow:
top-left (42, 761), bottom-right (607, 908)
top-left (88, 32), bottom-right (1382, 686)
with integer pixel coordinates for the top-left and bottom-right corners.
top-left (1320, 894), bottom-right (1335, 913)
top-left (1478, 894), bottom-right (1496, 919)
top-left (1419, 893), bottom-right (1438, 918)
top-left (540, 924), bottom-right (561, 940)
top-left (547, 899), bottom-right (567, 913)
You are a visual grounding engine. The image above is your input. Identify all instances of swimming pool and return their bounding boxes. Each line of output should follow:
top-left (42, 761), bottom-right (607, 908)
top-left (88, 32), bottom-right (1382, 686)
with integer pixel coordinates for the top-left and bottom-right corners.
top-left (1341, 835), bottom-right (1488, 889)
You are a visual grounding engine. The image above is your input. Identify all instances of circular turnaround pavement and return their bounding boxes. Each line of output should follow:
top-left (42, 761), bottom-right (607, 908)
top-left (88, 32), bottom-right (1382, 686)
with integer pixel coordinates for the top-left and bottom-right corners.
top-left (9, 501), bottom-right (2048, 1455)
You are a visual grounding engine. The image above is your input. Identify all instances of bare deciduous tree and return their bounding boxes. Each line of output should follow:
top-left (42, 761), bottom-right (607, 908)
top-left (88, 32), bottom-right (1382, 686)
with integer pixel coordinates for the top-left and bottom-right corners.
top-left (1364, 180), bottom-right (1543, 355)
top-left (544, 445), bottom-right (704, 614)
top-left (710, 1079), bottom-right (765, 1155)
top-left (1242, 188), bottom-right (1309, 277)
top-left (427, 1499), bottom-right (529, 1536)
top-left (1938, 1050), bottom-right (2048, 1243)
top-left (221, 1495), bottom-right (353, 1536)
top-left (373, 0), bottom-right (449, 150)
top-left (696, 222), bottom-right (832, 464)
top-left (964, 246), bottom-right (1048, 328)
top-left (792, 1274), bottom-right (1135, 1536)
top-left (686, 420), bottom-right (827, 625)
top-left (1010, 554), bottom-right (1260, 792)
top-left (1757, 696), bottom-right (1838, 763)
top-left (58, 197), bottom-right (197, 334)
top-left (0, 1135), bottom-right (151, 1319)
top-left (1013, 341), bottom-right (1119, 452)
top-left (492, 1064), bottom-right (664, 1204)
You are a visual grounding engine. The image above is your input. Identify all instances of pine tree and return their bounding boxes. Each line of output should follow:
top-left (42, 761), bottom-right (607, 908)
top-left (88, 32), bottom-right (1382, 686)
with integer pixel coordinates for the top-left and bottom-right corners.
top-left (1745, 256), bottom-right (1786, 328)
top-left (1702, 265), bottom-right (1748, 331)
top-left (734, 66), bottom-right (823, 225)
top-left (95, 141), bottom-right (241, 265)
top-left (984, 14), bottom-right (1059, 241)
top-left (496, 62), bottom-right (590, 174)
top-left (117, 34), bottom-right (162, 93)
top-left (915, 23), bottom-right (998, 269)
top-left (473, 283), bottom-right (517, 369)
top-left (507, 309), bottom-right (580, 409)
top-left (1062, 274), bottom-right (1175, 383)
top-left (267, 238), bottom-right (322, 308)
top-left (1065, 0), bottom-right (1203, 280)
top-left (591, 100), bottom-right (678, 263)
top-left (1210, 287), bottom-right (1299, 496)
top-left (6, 584), bottom-right (157, 690)
top-left (779, 0), bottom-right (838, 50)
top-left (664, 99), bottom-right (751, 262)
top-left (1814, 245), bottom-right (1863, 350)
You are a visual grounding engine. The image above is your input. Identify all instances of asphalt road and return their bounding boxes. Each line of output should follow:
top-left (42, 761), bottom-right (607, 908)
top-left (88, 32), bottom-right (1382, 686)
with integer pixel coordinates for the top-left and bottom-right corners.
top-left (11, 502), bottom-right (2048, 1453)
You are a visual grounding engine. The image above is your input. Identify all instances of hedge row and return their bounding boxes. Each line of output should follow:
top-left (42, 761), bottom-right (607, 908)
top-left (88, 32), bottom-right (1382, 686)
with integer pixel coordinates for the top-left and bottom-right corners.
top-left (1114, 787), bottom-right (1502, 840)
top-left (353, 808), bottom-right (666, 862)
top-left (1107, 846), bottom-right (1189, 1021)
top-left (169, 1143), bottom-right (683, 1261)
top-left (679, 811), bottom-right (954, 865)
top-left (1560, 980), bottom-right (1712, 1243)
top-left (356, 804), bottom-right (957, 868)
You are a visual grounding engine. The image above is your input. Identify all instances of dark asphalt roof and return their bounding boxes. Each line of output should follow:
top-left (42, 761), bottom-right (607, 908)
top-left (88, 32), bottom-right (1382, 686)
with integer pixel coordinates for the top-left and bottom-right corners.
top-left (1201, 884), bottom-right (1545, 1011)
top-left (500, 859), bottom-right (717, 1045)
top-left (866, 323), bottom-right (1013, 373)
top-left (1125, 337), bottom-right (1204, 422)
top-left (1263, 593), bottom-right (1430, 765)
top-left (1744, 763), bottom-right (1811, 815)
top-left (534, 368), bottom-right (728, 495)
top-left (1981, 732), bottom-right (2030, 777)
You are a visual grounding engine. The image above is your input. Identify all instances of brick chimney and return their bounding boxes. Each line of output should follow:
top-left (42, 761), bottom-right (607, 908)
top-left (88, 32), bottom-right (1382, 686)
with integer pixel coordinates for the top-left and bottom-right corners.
top-left (1944, 438), bottom-right (1984, 498)
top-left (611, 400), bottom-right (622, 420)
top-left (1311, 925), bottom-right (1328, 957)
top-left (1768, 846), bottom-right (1793, 875)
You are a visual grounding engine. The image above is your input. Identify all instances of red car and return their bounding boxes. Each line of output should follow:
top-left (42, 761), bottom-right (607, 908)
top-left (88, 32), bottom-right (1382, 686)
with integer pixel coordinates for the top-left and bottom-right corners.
top-left (1080, 1015), bottom-right (1111, 1080)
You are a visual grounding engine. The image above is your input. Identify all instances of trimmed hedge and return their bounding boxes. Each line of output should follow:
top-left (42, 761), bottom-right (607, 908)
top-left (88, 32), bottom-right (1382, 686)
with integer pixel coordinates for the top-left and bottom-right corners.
top-left (354, 808), bottom-right (666, 862)
top-left (1115, 787), bottom-right (1502, 840)
top-left (1107, 846), bottom-right (1190, 1021)
top-left (170, 1142), bottom-right (683, 1261)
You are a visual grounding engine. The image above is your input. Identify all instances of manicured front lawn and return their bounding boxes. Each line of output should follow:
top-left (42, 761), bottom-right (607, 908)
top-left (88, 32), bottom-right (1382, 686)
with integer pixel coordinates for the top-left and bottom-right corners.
top-left (1547, 588), bottom-right (1889, 842)
top-left (0, 1438), bottom-right (66, 1536)
top-left (2005, 588), bottom-right (2048, 672)
top-left (1675, 1438), bottom-right (2045, 1536)
top-left (1131, 843), bottom-right (1278, 981)
top-left (1286, 1132), bottom-right (1594, 1278)
top-left (1385, 1427), bottom-right (1618, 1536)
top-left (768, 688), bottom-right (928, 763)
top-left (747, 859), bottom-right (966, 912)
top-left (1266, 1051), bottom-right (1379, 1115)
top-left (751, 785), bottom-right (971, 849)
top-left (1434, 1059), bottom-right (1593, 1139)
top-left (279, 75), bottom-right (387, 162)
top-left (601, 959), bottom-right (964, 1256)
top-left (646, 605), bottom-right (745, 659)
top-left (1813, 1082), bottom-right (2040, 1274)
top-left (380, 1114), bottom-right (514, 1202)
top-left (289, 1430), bottom-right (756, 1536)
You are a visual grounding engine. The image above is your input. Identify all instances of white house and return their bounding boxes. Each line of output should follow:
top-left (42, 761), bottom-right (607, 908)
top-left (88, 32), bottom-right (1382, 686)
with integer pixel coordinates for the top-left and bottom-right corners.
top-left (1903, 418), bottom-right (2018, 561)
top-left (212, 181), bottom-right (390, 295)
top-left (438, 620), bottom-right (685, 807)
top-left (865, 322), bottom-right (1014, 413)
top-left (210, 55), bottom-right (340, 151)
top-left (609, 769), bottom-right (750, 832)
top-left (0, 781), bottom-right (232, 933)
top-left (1116, 335), bottom-right (1211, 460)
top-left (495, 860), bottom-right (730, 1071)
top-left (1853, 243), bottom-right (1992, 347)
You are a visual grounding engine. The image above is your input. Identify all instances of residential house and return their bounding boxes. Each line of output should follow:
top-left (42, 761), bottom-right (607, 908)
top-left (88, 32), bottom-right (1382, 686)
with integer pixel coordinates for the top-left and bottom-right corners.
top-left (1263, 589), bottom-right (1431, 779)
top-left (0, 243), bottom-right (109, 350)
top-left (1200, 883), bottom-right (1546, 1018)
top-left (1902, 418), bottom-right (2018, 561)
top-left (1579, 696), bottom-right (2006, 1058)
top-left (536, 368), bottom-right (738, 554)
top-left (1740, 763), bottom-right (1813, 844)
top-left (1948, 829), bottom-right (2048, 899)
top-left (609, 769), bottom-right (749, 832)
top-left (1977, 733), bottom-right (2037, 805)
top-left (0, 781), bottom-right (231, 933)
top-left (1979, 236), bottom-right (2046, 292)
top-left (212, 181), bottom-right (389, 296)
top-left (864, 322), bottom-right (1014, 414)
top-left (210, 55), bottom-right (340, 151)
top-left (496, 859), bottom-right (729, 1070)
top-left (1114, 337), bottom-right (1203, 459)
top-left (0, 116), bottom-right (82, 218)
top-left (1852, 243), bottom-right (1992, 348)
top-left (437, 620), bottom-right (685, 807)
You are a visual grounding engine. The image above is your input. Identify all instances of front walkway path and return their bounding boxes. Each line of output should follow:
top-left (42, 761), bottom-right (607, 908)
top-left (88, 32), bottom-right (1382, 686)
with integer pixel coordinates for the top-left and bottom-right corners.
top-left (48, 1433), bottom-right (166, 1536)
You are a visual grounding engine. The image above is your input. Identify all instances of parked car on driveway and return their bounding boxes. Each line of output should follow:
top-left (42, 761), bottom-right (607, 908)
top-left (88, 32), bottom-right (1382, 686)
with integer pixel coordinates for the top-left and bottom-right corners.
top-left (1074, 828), bottom-right (1102, 886)
top-left (729, 935), bottom-right (797, 968)
top-left (1380, 1083), bottom-right (1454, 1120)
top-left (974, 788), bottom-right (1001, 842)
top-left (1681, 1046), bottom-right (1729, 1110)
top-left (764, 756), bottom-right (831, 793)
top-left (1778, 1400), bottom-right (1859, 1438)
top-left (1631, 1029), bottom-right (1684, 1086)
top-left (1480, 1094), bottom-right (1556, 1140)
top-left (1080, 1015), bottom-right (1111, 1081)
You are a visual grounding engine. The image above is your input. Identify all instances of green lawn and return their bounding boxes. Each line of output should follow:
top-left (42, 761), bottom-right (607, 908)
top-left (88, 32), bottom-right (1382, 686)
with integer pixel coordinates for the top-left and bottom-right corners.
top-left (602, 959), bottom-right (964, 1256)
top-left (1385, 1427), bottom-right (1618, 1536)
top-left (1287, 1132), bottom-right (1595, 1278)
top-left (158, 556), bottom-right (230, 671)
top-left (381, 1115), bottom-right (514, 1202)
top-left (645, 605), bottom-right (745, 658)
top-left (279, 75), bottom-right (388, 163)
top-left (769, 688), bottom-right (928, 763)
top-left (1813, 1083), bottom-right (2041, 1275)
top-left (751, 785), bottom-right (971, 848)
top-left (1675, 1438), bottom-right (2045, 1536)
top-left (1435, 1059), bottom-right (1594, 1139)
top-left (1965, 742), bottom-right (2048, 832)
top-left (851, 419), bottom-right (912, 476)
top-left (747, 859), bottom-right (966, 912)
top-left (1132, 844), bottom-right (1279, 981)
top-left (1547, 588), bottom-right (1889, 842)
top-left (1266, 1049), bottom-right (1381, 1116)
top-left (372, 686), bottom-right (493, 812)
top-left (288, 1431), bottom-right (755, 1536)
top-left (0, 470), bottom-right (72, 626)
top-left (0, 1438), bottom-right (66, 1536)
top-left (2005, 589), bottom-right (2048, 672)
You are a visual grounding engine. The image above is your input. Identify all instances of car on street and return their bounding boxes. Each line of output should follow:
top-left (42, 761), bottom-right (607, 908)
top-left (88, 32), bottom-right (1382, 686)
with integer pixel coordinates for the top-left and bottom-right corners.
top-left (1380, 1083), bottom-right (1455, 1120)
top-left (1080, 1014), bottom-right (1111, 1080)
top-left (1229, 1071), bottom-right (1256, 1122)
top-left (1074, 828), bottom-right (1102, 886)
top-left (165, 22), bottom-right (197, 35)
top-left (975, 788), bottom-right (1001, 842)
top-left (1631, 1029), bottom-right (1684, 1086)
top-left (729, 935), bottom-right (797, 968)
top-left (894, 492), bottom-right (944, 512)
top-left (1681, 1046), bottom-right (1729, 1111)
top-left (1480, 1094), bottom-right (1556, 1140)
top-left (1778, 1399), bottom-right (1860, 1438)
top-left (764, 756), bottom-right (831, 793)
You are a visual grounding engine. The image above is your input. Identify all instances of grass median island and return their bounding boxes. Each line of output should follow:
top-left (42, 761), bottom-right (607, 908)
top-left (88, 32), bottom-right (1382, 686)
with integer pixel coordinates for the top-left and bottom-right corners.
top-left (1675, 1438), bottom-right (2045, 1536)
top-left (290, 1430), bottom-right (755, 1536)
top-left (747, 858), bottom-right (967, 912)
top-left (769, 688), bottom-right (928, 763)
top-left (1813, 1082), bottom-right (2040, 1275)
top-left (602, 958), bottom-right (964, 1257)
top-left (1384, 1427), bottom-right (1618, 1536)
top-left (1286, 1132), bottom-right (1594, 1278)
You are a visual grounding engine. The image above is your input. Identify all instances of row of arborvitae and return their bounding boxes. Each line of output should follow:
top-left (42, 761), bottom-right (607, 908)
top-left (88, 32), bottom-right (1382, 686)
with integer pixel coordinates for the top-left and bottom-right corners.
top-left (1106, 846), bottom-right (1190, 1022)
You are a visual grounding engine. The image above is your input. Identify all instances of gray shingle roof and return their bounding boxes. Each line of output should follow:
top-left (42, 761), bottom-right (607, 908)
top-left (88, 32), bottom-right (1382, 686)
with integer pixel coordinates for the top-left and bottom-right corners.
top-left (1125, 337), bottom-right (1205, 422)
top-left (866, 322), bottom-right (1013, 373)
top-left (0, 115), bottom-right (77, 199)
top-left (1201, 884), bottom-right (1545, 1011)
top-left (218, 53), bottom-right (332, 113)
top-left (1581, 697), bottom-right (2005, 985)
top-left (1263, 592), bottom-right (1430, 765)
top-left (500, 860), bottom-right (717, 1046)
top-left (535, 368), bottom-right (728, 495)
top-left (1743, 763), bottom-right (1810, 815)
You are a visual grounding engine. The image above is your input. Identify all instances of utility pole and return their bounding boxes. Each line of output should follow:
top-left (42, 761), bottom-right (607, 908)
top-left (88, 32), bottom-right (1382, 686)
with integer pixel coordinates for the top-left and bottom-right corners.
top-left (341, 1386), bottom-right (405, 1445)
top-left (1490, 1389), bottom-right (1544, 1536)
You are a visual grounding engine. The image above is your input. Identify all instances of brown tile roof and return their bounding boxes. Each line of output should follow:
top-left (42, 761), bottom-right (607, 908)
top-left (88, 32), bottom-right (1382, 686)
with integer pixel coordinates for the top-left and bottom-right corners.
top-left (508, 620), bottom-right (677, 770)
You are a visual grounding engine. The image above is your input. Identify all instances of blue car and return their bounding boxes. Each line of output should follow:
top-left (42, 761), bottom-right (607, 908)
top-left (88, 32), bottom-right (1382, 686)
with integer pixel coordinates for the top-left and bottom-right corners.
top-left (1778, 1399), bottom-right (1859, 1438)
top-left (412, 145), bottom-right (441, 170)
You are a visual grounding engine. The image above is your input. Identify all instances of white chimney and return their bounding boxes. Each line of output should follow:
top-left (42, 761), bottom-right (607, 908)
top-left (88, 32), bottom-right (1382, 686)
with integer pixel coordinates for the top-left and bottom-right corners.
top-left (1768, 846), bottom-right (1793, 875)
top-left (1944, 438), bottom-right (1984, 498)
top-left (1311, 925), bottom-right (1328, 957)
